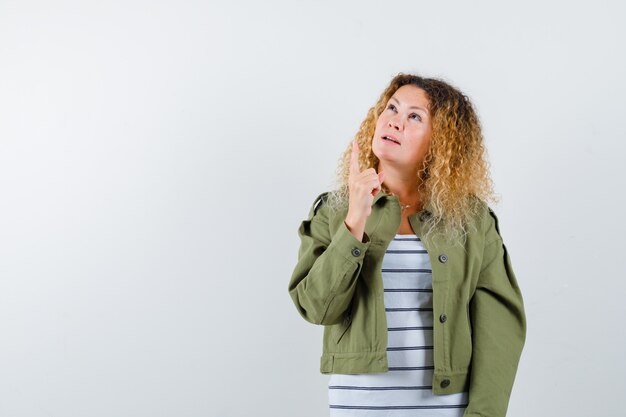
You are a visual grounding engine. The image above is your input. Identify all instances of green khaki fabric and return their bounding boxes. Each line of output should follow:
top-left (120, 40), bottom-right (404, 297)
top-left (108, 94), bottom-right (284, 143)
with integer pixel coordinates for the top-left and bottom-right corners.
top-left (288, 189), bottom-right (526, 417)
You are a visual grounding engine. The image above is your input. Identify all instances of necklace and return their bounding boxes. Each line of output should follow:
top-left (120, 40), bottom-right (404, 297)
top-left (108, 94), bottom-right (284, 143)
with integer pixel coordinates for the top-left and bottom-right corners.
top-left (387, 190), bottom-right (418, 211)
top-left (394, 194), bottom-right (415, 210)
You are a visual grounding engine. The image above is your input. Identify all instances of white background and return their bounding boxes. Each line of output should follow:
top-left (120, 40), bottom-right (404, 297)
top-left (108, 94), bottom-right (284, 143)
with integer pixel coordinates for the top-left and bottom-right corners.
top-left (1, 1), bottom-right (624, 416)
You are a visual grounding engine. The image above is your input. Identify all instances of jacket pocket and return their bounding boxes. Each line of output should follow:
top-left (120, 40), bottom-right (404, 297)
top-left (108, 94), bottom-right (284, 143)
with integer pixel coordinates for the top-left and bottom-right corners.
top-left (335, 312), bottom-right (353, 344)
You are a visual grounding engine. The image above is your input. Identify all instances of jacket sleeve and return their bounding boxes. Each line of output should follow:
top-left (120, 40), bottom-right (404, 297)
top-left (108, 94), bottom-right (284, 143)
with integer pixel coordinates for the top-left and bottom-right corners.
top-left (287, 192), bottom-right (372, 326)
top-left (464, 207), bottom-right (527, 417)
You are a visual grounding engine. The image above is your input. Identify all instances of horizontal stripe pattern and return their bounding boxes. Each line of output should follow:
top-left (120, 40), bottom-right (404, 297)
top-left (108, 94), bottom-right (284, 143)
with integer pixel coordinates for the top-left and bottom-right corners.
top-left (329, 234), bottom-right (468, 416)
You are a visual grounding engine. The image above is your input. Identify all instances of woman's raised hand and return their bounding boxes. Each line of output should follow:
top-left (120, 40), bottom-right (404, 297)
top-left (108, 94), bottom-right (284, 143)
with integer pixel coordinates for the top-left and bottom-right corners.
top-left (345, 140), bottom-right (385, 240)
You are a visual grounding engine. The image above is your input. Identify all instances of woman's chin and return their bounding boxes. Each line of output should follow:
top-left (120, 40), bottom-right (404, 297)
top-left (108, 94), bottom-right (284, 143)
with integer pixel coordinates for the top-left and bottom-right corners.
top-left (374, 150), bottom-right (399, 163)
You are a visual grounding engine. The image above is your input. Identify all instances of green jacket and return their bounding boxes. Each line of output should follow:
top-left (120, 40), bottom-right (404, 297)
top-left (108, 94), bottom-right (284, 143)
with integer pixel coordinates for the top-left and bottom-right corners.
top-left (288, 189), bottom-right (526, 417)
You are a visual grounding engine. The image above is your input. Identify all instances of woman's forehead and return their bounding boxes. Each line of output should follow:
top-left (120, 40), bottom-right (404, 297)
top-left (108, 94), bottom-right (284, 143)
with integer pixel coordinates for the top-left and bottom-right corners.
top-left (390, 85), bottom-right (430, 114)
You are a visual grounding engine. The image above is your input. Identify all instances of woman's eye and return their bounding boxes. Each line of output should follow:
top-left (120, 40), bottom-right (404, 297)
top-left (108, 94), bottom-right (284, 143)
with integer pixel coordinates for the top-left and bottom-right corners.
top-left (387, 104), bottom-right (396, 111)
top-left (410, 113), bottom-right (422, 121)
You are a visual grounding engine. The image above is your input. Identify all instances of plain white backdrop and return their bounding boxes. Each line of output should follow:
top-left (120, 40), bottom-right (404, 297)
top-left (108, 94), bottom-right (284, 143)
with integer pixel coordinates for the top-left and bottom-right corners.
top-left (1, 1), bottom-right (624, 416)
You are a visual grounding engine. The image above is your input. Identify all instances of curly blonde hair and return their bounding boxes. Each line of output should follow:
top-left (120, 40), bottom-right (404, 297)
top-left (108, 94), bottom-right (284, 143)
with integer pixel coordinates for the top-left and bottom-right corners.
top-left (326, 72), bottom-right (500, 245)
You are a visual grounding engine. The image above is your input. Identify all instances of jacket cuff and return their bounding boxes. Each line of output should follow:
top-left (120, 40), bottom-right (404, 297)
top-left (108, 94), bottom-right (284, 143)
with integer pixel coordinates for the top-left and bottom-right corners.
top-left (326, 219), bottom-right (371, 261)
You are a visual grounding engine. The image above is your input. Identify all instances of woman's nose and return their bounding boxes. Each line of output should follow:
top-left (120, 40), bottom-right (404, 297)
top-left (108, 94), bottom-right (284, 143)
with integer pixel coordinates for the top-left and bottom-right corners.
top-left (388, 116), bottom-right (402, 130)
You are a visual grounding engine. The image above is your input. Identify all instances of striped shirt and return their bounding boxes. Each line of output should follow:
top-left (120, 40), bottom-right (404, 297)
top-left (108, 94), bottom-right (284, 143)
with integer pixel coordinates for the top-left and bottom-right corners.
top-left (328, 233), bottom-right (469, 416)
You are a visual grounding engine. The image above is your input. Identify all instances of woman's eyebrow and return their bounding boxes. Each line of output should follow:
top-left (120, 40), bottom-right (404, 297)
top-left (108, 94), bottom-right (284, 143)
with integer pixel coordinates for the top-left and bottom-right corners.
top-left (390, 96), bottom-right (429, 115)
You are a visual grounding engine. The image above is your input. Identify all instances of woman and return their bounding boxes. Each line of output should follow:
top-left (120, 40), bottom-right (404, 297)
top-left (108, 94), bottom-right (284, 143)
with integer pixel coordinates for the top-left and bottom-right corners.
top-left (288, 73), bottom-right (526, 417)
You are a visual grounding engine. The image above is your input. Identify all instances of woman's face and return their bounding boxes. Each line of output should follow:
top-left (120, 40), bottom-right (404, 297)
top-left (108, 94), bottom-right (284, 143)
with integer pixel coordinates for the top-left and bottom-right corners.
top-left (372, 84), bottom-right (433, 172)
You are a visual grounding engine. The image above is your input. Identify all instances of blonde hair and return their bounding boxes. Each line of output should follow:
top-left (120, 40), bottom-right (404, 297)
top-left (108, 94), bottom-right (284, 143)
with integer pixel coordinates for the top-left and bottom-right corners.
top-left (326, 73), bottom-right (500, 245)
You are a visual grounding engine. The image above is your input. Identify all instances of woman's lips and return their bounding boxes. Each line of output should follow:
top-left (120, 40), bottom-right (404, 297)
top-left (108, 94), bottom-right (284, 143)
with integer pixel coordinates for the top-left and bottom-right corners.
top-left (382, 135), bottom-right (401, 145)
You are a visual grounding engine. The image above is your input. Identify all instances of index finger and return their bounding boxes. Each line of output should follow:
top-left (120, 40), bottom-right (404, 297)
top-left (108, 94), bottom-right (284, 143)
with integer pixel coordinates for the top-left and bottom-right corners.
top-left (350, 140), bottom-right (361, 177)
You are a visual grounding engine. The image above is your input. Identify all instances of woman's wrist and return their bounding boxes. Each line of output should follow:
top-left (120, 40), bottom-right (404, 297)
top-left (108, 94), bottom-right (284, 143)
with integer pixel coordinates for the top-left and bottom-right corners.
top-left (344, 215), bottom-right (366, 242)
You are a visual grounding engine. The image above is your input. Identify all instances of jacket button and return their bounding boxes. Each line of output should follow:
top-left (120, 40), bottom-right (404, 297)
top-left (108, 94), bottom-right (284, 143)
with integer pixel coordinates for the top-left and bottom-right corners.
top-left (351, 247), bottom-right (361, 257)
top-left (440, 378), bottom-right (450, 388)
top-left (438, 254), bottom-right (448, 263)
top-left (439, 314), bottom-right (447, 323)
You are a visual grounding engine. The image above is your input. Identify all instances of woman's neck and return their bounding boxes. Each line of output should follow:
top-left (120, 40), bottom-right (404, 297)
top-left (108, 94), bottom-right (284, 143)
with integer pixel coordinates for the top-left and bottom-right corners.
top-left (378, 163), bottom-right (423, 207)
